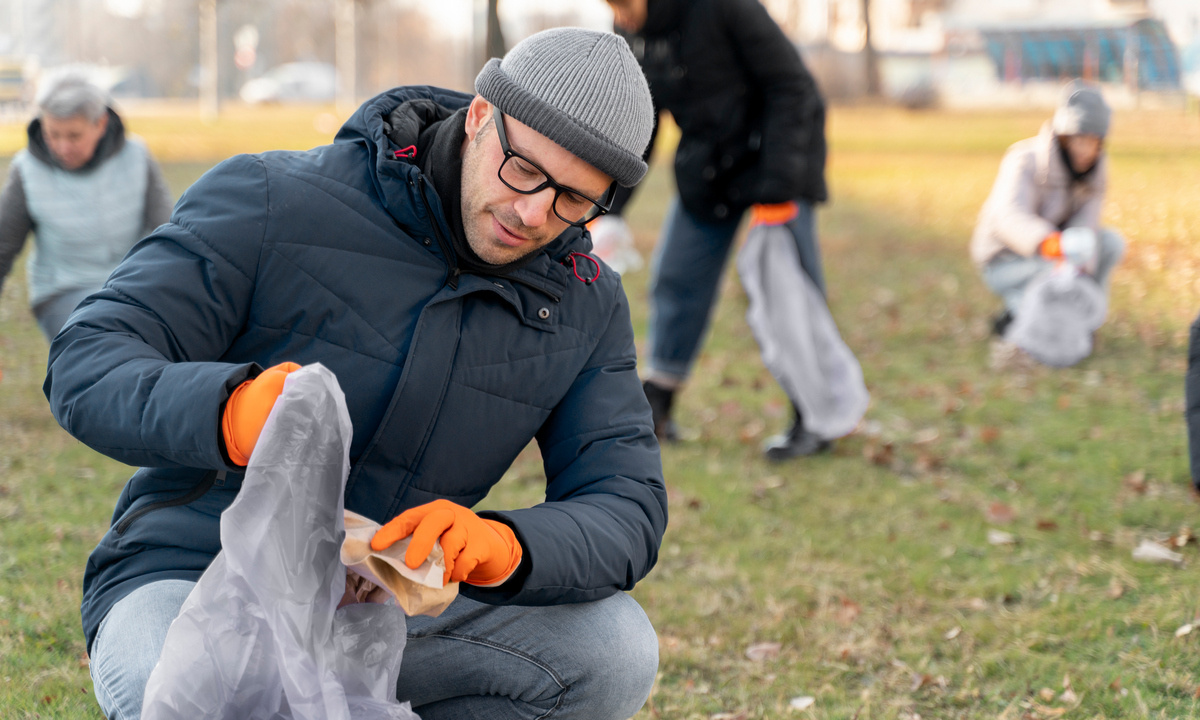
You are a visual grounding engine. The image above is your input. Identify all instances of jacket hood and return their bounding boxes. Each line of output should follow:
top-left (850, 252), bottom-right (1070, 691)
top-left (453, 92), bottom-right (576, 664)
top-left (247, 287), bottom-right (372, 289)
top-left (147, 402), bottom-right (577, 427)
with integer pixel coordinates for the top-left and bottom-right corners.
top-left (27, 107), bottom-right (126, 172)
top-left (333, 85), bottom-right (592, 270)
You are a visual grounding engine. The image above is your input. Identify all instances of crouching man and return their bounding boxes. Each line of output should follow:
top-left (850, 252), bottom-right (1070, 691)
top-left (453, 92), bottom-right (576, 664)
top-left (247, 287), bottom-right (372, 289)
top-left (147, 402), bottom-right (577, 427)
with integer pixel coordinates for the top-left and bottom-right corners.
top-left (45, 28), bottom-right (667, 720)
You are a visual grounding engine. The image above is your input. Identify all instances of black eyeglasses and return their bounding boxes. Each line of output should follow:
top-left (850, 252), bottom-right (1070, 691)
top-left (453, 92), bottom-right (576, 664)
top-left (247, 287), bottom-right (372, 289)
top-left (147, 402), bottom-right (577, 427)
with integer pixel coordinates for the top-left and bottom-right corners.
top-left (492, 109), bottom-right (615, 227)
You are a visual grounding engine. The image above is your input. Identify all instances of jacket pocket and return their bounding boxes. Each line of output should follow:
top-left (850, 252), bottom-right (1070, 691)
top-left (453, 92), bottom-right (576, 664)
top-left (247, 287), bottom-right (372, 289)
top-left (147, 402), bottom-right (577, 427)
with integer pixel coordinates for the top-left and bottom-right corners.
top-left (115, 470), bottom-right (225, 536)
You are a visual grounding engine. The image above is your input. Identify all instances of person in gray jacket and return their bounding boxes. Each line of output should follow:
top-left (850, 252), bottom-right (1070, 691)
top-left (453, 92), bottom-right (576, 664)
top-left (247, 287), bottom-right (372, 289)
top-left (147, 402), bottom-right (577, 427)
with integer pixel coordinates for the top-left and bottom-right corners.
top-left (971, 80), bottom-right (1125, 337)
top-left (0, 72), bottom-right (171, 341)
top-left (44, 28), bottom-right (666, 720)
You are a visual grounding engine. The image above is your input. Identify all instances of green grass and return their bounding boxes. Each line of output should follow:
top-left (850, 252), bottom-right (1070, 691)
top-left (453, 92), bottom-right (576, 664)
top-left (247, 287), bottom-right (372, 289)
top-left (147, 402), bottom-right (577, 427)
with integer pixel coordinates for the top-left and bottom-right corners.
top-left (3, 105), bottom-right (1200, 718)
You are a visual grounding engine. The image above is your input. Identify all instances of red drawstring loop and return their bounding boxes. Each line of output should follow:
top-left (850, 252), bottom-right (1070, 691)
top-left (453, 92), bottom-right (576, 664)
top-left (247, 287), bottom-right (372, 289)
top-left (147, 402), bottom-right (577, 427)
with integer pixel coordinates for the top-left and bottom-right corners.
top-left (564, 252), bottom-right (600, 285)
top-left (394, 145), bottom-right (417, 159)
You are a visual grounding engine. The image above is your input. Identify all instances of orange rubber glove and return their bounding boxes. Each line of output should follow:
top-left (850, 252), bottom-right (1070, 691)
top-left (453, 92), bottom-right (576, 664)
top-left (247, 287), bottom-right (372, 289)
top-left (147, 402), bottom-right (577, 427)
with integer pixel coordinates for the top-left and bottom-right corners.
top-left (1039, 231), bottom-right (1063, 259)
top-left (221, 362), bottom-right (302, 466)
top-left (370, 499), bottom-right (523, 587)
top-left (749, 201), bottom-right (800, 226)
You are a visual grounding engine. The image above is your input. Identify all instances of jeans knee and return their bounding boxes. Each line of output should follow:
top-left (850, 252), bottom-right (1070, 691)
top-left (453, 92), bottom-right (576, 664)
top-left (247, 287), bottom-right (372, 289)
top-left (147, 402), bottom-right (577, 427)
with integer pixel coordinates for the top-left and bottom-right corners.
top-left (563, 595), bottom-right (659, 720)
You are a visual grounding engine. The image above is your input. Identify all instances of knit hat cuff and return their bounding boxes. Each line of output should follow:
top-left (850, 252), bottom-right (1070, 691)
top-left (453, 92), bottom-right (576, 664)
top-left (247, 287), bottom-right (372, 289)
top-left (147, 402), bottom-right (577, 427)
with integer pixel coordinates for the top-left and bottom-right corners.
top-left (476, 58), bottom-right (648, 187)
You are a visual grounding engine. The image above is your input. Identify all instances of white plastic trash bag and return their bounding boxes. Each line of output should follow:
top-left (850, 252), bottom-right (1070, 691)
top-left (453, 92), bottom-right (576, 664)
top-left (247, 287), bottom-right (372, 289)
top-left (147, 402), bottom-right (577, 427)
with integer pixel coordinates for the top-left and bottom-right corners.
top-left (737, 223), bottom-right (869, 440)
top-left (141, 363), bottom-right (419, 720)
top-left (587, 215), bottom-right (643, 275)
top-left (1006, 264), bottom-right (1107, 367)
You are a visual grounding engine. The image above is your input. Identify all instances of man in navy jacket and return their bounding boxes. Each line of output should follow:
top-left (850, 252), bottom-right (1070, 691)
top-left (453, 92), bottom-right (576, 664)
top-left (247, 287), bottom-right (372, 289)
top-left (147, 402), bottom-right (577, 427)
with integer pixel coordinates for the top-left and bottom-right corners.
top-left (44, 28), bottom-right (667, 720)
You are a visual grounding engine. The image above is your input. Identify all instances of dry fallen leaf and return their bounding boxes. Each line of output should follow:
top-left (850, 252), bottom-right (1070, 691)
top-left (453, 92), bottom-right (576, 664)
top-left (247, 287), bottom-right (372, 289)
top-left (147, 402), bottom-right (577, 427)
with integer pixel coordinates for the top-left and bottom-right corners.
top-left (944, 626), bottom-right (961, 640)
top-left (835, 598), bottom-right (861, 625)
top-left (979, 426), bottom-right (1001, 444)
top-left (1036, 518), bottom-right (1058, 531)
top-left (1106, 578), bottom-right (1125, 599)
top-left (788, 696), bottom-right (816, 711)
top-left (1175, 623), bottom-right (1194, 638)
top-left (744, 642), bottom-right (782, 662)
top-left (986, 501), bottom-right (1016, 524)
top-left (1032, 703), bottom-right (1067, 718)
top-left (1123, 470), bottom-right (1148, 494)
top-left (1131, 539), bottom-right (1183, 565)
top-left (987, 529), bottom-right (1017, 546)
top-left (710, 712), bottom-right (749, 720)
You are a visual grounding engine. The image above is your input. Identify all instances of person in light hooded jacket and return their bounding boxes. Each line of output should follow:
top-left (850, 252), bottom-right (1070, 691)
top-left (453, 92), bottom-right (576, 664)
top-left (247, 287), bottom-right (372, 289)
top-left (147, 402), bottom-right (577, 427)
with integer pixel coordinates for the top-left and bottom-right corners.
top-left (44, 28), bottom-right (667, 720)
top-left (971, 80), bottom-right (1125, 338)
top-left (0, 72), bottom-right (171, 340)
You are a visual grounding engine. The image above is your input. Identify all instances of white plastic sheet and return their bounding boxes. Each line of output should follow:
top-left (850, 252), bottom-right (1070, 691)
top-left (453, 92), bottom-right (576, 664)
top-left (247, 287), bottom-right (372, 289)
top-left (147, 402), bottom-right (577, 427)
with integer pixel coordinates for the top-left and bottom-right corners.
top-left (1006, 264), bottom-right (1107, 367)
top-left (737, 223), bottom-right (869, 440)
top-left (141, 363), bottom-right (418, 720)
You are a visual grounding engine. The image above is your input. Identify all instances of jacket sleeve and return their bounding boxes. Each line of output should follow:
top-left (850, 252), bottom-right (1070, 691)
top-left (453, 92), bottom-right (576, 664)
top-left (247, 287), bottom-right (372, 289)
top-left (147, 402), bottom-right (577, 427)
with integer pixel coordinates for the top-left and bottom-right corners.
top-left (0, 163), bottom-right (32, 296)
top-left (1188, 312), bottom-right (1200, 492)
top-left (985, 146), bottom-right (1058, 257)
top-left (467, 280), bottom-right (668, 606)
top-left (141, 153), bottom-right (174, 236)
top-left (44, 154), bottom-right (270, 470)
top-left (723, 0), bottom-right (826, 204)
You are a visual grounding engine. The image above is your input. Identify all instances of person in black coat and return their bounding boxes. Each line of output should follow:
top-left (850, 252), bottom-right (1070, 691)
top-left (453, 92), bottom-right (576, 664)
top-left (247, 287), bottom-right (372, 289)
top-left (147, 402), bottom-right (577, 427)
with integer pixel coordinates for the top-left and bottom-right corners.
top-left (603, 0), bottom-right (831, 459)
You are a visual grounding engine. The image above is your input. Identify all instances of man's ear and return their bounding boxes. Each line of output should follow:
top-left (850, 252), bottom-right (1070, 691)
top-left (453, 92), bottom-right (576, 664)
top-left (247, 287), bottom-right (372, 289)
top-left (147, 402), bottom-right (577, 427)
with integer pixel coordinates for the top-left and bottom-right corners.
top-left (95, 112), bottom-right (109, 134)
top-left (464, 96), bottom-right (493, 143)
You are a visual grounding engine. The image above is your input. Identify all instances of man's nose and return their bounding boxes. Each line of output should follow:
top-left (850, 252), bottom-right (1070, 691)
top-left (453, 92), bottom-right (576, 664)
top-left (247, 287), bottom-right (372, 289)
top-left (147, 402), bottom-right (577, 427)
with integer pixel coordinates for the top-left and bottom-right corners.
top-left (513, 188), bottom-right (556, 227)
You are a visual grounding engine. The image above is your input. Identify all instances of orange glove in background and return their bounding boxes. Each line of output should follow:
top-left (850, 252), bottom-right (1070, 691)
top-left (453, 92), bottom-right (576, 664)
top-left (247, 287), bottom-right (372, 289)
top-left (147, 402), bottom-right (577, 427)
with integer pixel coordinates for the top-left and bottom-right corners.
top-left (370, 499), bottom-right (523, 587)
top-left (1039, 231), bottom-right (1063, 259)
top-left (221, 361), bottom-right (302, 466)
top-left (749, 201), bottom-right (800, 227)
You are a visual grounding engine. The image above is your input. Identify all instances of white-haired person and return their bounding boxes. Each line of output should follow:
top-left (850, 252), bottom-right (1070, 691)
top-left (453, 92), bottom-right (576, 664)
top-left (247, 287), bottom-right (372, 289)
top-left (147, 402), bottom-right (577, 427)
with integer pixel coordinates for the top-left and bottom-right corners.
top-left (0, 72), bottom-right (171, 341)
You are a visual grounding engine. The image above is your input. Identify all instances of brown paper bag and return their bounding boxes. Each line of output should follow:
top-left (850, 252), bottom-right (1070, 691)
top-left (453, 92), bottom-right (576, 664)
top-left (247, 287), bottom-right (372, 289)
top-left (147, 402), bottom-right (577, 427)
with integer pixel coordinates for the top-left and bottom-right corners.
top-left (340, 510), bottom-right (459, 617)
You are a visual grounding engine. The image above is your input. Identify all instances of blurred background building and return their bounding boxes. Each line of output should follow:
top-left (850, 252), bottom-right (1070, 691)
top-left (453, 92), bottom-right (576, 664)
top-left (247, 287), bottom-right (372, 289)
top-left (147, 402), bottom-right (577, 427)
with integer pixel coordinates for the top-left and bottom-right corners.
top-left (0, 0), bottom-right (1195, 114)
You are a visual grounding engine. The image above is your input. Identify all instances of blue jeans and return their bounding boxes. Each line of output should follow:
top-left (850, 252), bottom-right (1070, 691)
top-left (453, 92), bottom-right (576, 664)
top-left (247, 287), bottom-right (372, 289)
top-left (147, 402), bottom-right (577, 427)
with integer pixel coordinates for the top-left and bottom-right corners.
top-left (981, 228), bottom-right (1125, 312)
top-left (32, 286), bottom-right (95, 342)
top-left (89, 580), bottom-right (658, 720)
top-left (646, 197), bottom-right (824, 382)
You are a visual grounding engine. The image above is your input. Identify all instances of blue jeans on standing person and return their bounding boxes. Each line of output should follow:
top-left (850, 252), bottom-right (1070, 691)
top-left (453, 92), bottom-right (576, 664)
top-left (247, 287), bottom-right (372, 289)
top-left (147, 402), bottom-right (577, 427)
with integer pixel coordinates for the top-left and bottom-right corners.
top-left (646, 196), bottom-right (825, 383)
top-left (981, 227), bottom-right (1125, 313)
top-left (88, 579), bottom-right (658, 720)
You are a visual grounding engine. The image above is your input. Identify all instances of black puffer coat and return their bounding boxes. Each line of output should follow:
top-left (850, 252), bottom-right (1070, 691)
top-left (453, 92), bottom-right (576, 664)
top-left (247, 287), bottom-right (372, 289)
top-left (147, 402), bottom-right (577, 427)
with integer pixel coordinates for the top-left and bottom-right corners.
top-left (617, 0), bottom-right (827, 221)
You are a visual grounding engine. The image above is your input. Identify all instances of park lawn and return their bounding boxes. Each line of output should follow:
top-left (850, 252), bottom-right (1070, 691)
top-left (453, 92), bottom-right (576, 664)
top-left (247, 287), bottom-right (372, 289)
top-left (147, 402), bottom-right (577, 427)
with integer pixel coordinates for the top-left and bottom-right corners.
top-left (1, 103), bottom-right (1199, 718)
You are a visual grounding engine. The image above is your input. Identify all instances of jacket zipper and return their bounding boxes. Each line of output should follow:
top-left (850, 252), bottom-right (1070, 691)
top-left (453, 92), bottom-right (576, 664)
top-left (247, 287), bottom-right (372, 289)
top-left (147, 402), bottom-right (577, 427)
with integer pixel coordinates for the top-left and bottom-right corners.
top-left (114, 470), bottom-right (225, 535)
top-left (416, 177), bottom-right (461, 290)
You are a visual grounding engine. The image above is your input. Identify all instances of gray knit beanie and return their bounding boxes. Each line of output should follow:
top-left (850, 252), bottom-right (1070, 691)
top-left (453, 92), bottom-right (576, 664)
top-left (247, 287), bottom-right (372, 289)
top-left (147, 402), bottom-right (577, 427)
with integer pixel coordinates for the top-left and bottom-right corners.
top-left (475, 27), bottom-right (654, 187)
top-left (1052, 80), bottom-right (1111, 138)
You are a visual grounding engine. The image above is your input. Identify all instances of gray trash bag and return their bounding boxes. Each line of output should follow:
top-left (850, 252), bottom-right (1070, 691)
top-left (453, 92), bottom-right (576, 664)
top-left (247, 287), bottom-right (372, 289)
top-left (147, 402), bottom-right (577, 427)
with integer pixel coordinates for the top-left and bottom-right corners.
top-left (737, 223), bottom-right (870, 440)
top-left (1006, 264), bottom-right (1107, 367)
top-left (141, 363), bottom-right (418, 720)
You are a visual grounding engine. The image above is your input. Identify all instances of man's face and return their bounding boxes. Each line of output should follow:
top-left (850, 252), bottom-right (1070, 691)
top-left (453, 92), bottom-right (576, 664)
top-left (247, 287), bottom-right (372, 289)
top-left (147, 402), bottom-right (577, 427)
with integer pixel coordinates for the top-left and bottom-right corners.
top-left (41, 112), bottom-right (108, 171)
top-left (606, 0), bottom-right (649, 33)
top-left (1061, 133), bottom-right (1103, 173)
top-left (460, 97), bottom-right (612, 266)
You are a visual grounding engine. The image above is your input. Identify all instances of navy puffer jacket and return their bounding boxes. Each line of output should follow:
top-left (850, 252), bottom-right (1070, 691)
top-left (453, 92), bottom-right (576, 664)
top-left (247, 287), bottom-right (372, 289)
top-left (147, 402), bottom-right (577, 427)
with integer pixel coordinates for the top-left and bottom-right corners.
top-left (43, 86), bottom-right (668, 652)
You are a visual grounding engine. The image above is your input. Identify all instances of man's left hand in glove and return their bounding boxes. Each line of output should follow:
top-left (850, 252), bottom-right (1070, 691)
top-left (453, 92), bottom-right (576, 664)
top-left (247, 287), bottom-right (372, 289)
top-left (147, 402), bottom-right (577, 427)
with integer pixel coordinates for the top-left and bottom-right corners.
top-left (370, 499), bottom-right (523, 587)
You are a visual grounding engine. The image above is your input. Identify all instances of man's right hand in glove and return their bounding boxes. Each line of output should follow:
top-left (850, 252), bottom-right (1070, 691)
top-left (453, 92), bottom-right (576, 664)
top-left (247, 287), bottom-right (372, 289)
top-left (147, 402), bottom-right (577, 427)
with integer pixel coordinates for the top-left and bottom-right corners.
top-left (221, 362), bottom-right (302, 466)
top-left (370, 499), bottom-right (523, 587)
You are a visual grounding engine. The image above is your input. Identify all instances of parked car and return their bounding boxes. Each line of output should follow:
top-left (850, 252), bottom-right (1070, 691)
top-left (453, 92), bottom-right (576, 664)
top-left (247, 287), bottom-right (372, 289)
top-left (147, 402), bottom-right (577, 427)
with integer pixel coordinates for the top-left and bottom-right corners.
top-left (240, 62), bottom-right (336, 104)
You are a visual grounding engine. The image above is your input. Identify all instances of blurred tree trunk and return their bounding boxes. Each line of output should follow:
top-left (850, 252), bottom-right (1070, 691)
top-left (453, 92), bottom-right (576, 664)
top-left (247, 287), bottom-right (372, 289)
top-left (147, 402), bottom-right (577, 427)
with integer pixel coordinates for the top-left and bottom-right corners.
top-left (485, 0), bottom-right (506, 64)
top-left (336, 0), bottom-right (357, 115)
top-left (861, 0), bottom-right (881, 97)
top-left (199, 0), bottom-right (218, 119)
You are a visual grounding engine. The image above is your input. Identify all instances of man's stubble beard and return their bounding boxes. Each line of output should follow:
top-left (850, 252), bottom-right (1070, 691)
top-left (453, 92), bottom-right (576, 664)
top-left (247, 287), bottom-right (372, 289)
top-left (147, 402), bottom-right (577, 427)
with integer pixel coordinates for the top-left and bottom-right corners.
top-left (460, 126), bottom-right (554, 266)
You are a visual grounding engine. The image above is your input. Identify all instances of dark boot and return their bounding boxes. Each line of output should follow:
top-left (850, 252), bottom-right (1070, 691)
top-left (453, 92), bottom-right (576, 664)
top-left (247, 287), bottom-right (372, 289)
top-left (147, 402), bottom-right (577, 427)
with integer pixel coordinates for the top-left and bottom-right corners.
top-left (642, 380), bottom-right (680, 443)
top-left (991, 309), bottom-right (1014, 337)
top-left (763, 403), bottom-right (831, 461)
